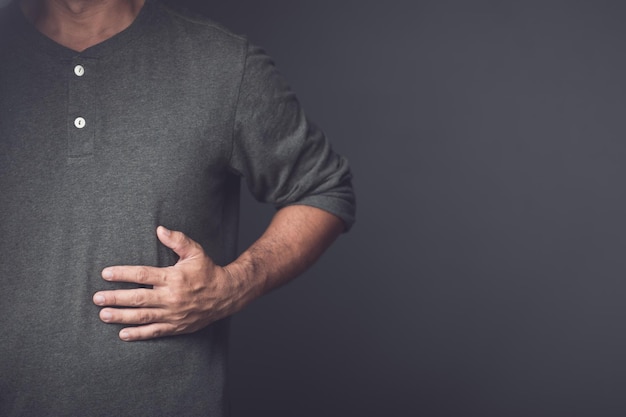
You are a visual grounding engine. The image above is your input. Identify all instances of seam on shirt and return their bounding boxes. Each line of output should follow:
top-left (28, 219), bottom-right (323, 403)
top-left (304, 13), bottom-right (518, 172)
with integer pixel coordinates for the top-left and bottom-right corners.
top-left (226, 39), bottom-right (251, 169)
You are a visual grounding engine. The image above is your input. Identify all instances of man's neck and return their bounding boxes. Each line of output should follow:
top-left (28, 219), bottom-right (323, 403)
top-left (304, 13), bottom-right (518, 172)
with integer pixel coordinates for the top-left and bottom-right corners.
top-left (19, 0), bottom-right (146, 52)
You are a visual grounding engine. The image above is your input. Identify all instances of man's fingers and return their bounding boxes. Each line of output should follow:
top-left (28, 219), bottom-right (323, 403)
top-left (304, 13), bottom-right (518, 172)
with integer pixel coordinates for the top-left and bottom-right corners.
top-left (98, 306), bottom-right (163, 325)
top-left (101, 265), bottom-right (166, 285)
top-left (119, 323), bottom-right (177, 342)
top-left (93, 288), bottom-right (158, 308)
top-left (96, 227), bottom-right (216, 342)
top-left (156, 226), bottom-right (204, 260)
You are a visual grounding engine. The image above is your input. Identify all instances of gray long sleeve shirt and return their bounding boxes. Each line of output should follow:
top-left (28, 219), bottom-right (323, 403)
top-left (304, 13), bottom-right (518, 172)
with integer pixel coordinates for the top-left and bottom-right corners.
top-left (0, 1), bottom-right (355, 415)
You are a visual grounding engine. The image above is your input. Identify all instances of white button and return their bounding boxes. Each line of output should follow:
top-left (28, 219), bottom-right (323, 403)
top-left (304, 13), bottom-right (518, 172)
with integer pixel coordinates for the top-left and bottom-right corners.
top-left (74, 117), bottom-right (86, 129)
top-left (74, 65), bottom-right (85, 77)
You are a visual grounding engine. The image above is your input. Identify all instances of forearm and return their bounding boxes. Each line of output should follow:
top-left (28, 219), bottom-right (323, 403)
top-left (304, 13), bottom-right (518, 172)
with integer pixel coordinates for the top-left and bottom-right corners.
top-left (224, 205), bottom-right (345, 307)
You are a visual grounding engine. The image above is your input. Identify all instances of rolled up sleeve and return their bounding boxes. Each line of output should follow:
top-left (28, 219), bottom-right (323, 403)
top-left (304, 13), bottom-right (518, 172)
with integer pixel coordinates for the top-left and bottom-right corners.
top-left (229, 43), bottom-right (356, 230)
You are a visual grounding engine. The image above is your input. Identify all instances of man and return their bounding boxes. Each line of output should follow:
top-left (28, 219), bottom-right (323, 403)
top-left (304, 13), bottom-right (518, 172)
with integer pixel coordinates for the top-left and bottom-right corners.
top-left (0, 0), bottom-right (355, 415)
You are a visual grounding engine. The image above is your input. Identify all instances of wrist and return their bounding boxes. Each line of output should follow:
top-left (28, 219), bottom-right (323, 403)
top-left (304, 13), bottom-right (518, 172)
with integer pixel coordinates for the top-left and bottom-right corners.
top-left (222, 256), bottom-right (267, 308)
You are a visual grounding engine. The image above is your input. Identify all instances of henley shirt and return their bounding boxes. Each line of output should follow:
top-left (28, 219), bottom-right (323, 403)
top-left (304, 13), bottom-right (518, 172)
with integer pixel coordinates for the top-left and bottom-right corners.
top-left (0, 1), bottom-right (355, 415)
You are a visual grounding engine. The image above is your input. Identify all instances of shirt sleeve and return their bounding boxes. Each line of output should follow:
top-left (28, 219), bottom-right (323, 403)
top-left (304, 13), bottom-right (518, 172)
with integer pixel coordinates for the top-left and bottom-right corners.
top-left (228, 42), bottom-right (356, 230)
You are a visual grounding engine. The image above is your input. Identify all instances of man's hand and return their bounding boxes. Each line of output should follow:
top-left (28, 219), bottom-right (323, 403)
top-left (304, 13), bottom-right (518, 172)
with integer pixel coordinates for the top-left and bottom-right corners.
top-left (93, 226), bottom-right (251, 342)
top-left (94, 206), bottom-right (344, 342)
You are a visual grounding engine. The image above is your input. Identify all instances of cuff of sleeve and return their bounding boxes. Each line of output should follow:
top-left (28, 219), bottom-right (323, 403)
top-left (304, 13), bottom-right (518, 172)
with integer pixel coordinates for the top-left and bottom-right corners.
top-left (280, 194), bottom-right (356, 232)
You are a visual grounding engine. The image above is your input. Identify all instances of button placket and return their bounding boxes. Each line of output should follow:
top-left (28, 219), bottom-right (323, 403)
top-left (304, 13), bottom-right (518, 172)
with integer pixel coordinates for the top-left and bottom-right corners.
top-left (67, 59), bottom-right (95, 158)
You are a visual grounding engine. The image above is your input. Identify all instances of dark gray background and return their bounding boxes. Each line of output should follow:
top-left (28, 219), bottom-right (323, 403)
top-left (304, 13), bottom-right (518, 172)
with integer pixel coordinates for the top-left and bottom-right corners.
top-left (180, 1), bottom-right (625, 416)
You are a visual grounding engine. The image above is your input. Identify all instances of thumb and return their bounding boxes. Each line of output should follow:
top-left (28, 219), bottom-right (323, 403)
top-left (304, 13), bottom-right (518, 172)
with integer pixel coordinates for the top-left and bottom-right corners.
top-left (156, 226), bottom-right (203, 260)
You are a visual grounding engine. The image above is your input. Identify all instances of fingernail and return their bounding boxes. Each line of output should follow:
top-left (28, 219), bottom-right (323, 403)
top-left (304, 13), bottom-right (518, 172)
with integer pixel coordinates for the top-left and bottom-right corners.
top-left (102, 269), bottom-right (113, 280)
top-left (94, 295), bottom-right (105, 305)
top-left (160, 226), bottom-right (171, 236)
top-left (120, 331), bottom-right (130, 341)
top-left (101, 311), bottom-right (112, 321)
